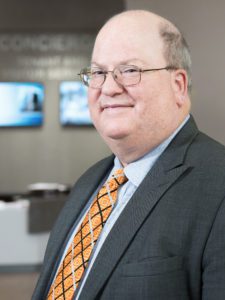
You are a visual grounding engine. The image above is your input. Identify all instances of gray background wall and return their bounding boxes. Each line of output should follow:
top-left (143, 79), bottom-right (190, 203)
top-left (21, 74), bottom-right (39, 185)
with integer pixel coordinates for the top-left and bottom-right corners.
top-left (0, 0), bottom-right (123, 191)
top-left (0, 0), bottom-right (225, 191)
top-left (0, 33), bottom-right (112, 191)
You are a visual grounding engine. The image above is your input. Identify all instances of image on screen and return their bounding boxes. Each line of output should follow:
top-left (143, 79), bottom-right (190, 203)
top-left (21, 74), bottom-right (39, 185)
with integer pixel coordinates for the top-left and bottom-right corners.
top-left (60, 81), bottom-right (92, 126)
top-left (0, 82), bottom-right (44, 127)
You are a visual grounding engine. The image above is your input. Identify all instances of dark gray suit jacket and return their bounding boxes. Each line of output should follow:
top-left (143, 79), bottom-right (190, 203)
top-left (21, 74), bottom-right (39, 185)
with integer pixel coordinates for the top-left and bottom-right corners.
top-left (32, 116), bottom-right (225, 300)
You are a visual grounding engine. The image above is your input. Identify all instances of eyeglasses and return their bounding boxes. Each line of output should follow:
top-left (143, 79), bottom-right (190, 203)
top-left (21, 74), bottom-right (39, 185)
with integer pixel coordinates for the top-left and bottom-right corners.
top-left (78, 65), bottom-right (176, 89)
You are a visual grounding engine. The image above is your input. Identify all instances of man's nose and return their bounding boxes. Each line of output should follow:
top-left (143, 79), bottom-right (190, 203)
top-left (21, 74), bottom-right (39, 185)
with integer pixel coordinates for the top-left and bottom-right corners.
top-left (101, 71), bottom-right (124, 96)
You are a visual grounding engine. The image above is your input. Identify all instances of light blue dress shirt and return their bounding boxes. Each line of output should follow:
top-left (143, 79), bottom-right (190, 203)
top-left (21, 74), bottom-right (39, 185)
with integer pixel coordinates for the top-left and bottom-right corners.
top-left (57, 115), bottom-right (189, 299)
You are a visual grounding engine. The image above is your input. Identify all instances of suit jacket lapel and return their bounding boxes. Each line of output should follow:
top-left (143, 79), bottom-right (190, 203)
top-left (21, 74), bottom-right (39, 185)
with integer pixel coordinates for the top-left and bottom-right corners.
top-left (49, 154), bottom-right (115, 257)
top-left (34, 155), bottom-right (115, 299)
top-left (79, 116), bottom-right (199, 300)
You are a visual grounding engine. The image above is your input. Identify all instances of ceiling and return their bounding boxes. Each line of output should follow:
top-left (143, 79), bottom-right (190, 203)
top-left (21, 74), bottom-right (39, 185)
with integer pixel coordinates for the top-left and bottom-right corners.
top-left (0, 0), bottom-right (125, 32)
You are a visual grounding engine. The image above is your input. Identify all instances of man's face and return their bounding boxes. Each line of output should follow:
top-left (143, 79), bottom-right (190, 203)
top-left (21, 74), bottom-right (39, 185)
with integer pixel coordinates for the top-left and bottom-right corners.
top-left (88, 16), bottom-right (183, 155)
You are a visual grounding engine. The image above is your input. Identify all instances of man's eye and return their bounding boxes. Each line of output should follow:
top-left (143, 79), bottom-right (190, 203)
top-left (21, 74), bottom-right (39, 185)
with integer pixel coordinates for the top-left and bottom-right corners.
top-left (122, 68), bottom-right (138, 74)
top-left (91, 70), bottom-right (105, 76)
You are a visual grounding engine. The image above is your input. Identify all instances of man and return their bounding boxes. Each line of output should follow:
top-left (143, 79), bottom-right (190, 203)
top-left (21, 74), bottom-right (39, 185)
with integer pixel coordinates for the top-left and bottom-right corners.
top-left (32, 10), bottom-right (225, 300)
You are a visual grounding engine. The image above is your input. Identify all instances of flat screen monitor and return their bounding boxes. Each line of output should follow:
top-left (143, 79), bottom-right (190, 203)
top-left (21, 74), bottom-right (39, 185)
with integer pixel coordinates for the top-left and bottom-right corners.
top-left (60, 81), bottom-right (92, 126)
top-left (0, 82), bottom-right (44, 127)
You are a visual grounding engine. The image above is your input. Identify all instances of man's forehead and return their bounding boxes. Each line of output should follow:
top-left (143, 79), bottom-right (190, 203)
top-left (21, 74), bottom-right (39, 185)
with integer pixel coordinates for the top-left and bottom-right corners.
top-left (92, 18), bottom-right (165, 67)
top-left (93, 12), bottom-right (165, 58)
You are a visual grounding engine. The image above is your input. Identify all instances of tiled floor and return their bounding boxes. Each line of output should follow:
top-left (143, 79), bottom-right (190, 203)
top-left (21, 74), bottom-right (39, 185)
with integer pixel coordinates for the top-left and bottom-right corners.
top-left (0, 272), bottom-right (39, 300)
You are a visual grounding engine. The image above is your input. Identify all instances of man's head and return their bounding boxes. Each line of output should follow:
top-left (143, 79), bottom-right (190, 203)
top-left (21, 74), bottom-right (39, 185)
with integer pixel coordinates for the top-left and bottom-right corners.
top-left (83, 10), bottom-right (192, 164)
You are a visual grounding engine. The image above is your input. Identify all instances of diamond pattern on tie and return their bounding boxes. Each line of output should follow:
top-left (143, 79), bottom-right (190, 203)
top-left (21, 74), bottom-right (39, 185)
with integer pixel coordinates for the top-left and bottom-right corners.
top-left (47, 168), bottom-right (127, 300)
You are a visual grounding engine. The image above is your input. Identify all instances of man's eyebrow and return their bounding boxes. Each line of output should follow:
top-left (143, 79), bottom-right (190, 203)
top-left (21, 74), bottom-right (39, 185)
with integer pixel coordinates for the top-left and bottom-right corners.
top-left (90, 59), bottom-right (146, 67)
top-left (122, 58), bottom-right (146, 65)
top-left (90, 62), bottom-right (105, 68)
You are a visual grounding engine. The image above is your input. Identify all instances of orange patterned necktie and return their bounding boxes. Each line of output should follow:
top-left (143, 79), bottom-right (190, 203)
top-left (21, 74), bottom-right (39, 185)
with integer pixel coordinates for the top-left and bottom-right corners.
top-left (47, 168), bottom-right (127, 300)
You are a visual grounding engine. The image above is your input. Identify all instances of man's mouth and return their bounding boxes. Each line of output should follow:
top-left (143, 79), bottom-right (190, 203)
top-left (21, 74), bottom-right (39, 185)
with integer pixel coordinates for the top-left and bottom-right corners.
top-left (101, 103), bottom-right (134, 111)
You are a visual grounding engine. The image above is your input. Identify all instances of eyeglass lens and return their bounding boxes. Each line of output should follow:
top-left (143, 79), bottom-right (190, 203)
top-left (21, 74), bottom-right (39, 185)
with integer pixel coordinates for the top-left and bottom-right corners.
top-left (81, 65), bottom-right (141, 88)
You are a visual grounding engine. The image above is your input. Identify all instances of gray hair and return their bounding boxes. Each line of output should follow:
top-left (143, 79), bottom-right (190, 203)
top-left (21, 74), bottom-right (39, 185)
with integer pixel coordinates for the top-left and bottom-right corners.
top-left (159, 23), bottom-right (192, 94)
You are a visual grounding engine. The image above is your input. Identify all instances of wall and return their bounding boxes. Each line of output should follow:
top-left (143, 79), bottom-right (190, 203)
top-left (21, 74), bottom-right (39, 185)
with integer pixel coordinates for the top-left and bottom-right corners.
top-left (0, 1), bottom-right (124, 191)
top-left (0, 33), bottom-right (112, 191)
top-left (126, 0), bottom-right (225, 145)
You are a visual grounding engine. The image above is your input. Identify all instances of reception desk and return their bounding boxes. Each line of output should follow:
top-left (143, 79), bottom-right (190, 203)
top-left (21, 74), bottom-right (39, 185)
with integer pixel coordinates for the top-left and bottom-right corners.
top-left (0, 192), bottom-right (67, 271)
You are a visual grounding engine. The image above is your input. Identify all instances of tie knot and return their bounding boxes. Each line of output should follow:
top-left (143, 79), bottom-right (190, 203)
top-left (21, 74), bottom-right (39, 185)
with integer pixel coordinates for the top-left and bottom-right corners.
top-left (111, 168), bottom-right (128, 185)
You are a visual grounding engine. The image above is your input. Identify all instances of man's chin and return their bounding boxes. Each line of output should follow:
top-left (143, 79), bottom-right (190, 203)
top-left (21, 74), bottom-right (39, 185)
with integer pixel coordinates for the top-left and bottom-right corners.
top-left (101, 129), bottom-right (129, 141)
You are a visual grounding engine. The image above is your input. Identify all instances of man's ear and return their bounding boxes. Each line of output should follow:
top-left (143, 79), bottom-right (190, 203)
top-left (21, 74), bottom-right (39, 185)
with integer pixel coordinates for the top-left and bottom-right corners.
top-left (171, 69), bottom-right (189, 107)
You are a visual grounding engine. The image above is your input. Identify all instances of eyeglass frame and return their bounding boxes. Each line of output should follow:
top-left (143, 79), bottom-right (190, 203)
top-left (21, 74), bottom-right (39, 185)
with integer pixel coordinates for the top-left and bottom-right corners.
top-left (78, 64), bottom-right (177, 89)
